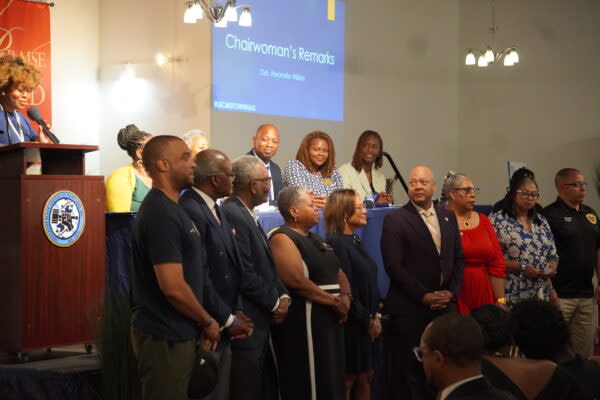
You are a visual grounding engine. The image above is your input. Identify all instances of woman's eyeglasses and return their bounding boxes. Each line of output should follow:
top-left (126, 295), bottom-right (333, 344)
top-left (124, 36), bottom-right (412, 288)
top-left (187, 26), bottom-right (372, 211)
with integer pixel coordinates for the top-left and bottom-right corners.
top-left (516, 190), bottom-right (539, 199)
top-left (453, 187), bottom-right (480, 195)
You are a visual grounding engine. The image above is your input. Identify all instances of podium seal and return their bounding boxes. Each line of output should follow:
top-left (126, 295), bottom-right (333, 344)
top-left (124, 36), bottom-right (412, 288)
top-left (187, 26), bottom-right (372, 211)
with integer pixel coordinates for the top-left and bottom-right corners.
top-left (43, 191), bottom-right (86, 247)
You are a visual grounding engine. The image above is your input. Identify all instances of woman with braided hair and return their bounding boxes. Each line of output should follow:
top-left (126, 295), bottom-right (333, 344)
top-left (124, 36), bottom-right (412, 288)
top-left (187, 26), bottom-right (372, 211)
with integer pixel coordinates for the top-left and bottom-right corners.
top-left (441, 171), bottom-right (507, 314)
top-left (105, 124), bottom-right (153, 212)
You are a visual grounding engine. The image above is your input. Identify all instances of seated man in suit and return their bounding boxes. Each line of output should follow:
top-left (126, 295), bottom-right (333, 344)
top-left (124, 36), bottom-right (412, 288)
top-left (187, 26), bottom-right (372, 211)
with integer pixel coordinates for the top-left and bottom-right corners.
top-left (417, 313), bottom-right (516, 400)
top-left (179, 149), bottom-right (255, 400)
top-left (247, 124), bottom-right (283, 206)
top-left (380, 166), bottom-right (464, 400)
top-left (221, 155), bottom-right (291, 400)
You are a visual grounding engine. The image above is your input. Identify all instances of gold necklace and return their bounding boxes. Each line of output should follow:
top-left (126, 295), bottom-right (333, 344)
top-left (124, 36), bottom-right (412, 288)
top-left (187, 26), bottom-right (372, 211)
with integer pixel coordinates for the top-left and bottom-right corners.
top-left (458, 212), bottom-right (473, 228)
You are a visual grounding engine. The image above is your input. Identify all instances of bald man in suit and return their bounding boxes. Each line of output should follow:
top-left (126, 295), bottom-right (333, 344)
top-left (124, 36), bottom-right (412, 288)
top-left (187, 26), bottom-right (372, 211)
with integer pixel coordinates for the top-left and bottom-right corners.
top-left (380, 166), bottom-right (464, 400)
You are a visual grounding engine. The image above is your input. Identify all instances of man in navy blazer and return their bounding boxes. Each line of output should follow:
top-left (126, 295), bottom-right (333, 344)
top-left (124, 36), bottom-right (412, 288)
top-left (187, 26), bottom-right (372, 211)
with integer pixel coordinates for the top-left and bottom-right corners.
top-left (221, 155), bottom-right (291, 400)
top-left (380, 166), bottom-right (464, 400)
top-left (180, 149), bottom-right (256, 400)
top-left (247, 124), bottom-right (283, 206)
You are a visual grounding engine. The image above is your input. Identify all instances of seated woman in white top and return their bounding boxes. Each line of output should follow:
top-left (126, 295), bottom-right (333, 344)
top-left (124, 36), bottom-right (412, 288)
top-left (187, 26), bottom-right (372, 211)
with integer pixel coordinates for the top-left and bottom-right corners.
top-left (339, 130), bottom-right (393, 205)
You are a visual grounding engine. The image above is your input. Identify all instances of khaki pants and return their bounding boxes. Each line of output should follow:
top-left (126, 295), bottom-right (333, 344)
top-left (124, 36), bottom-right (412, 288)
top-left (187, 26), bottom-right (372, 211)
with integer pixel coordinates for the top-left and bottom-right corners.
top-left (559, 297), bottom-right (595, 358)
top-left (131, 327), bottom-right (196, 400)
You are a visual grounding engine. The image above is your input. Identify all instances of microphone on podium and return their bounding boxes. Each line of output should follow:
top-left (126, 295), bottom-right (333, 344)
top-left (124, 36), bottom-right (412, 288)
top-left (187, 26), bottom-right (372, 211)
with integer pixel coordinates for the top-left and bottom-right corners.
top-left (27, 107), bottom-right (60, 144)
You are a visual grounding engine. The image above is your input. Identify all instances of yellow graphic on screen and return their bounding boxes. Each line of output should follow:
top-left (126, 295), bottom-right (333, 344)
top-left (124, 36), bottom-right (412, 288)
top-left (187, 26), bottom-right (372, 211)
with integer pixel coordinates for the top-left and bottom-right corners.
top-left (328, 0), bottom-right (335, 20)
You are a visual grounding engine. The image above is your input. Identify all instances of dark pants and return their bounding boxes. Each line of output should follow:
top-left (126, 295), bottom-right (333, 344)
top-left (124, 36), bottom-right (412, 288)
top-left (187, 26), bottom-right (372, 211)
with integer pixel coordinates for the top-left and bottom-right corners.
top-left (383, 317), bottom-right (435, 400)
top-left (202, 341), bottom-right (232, 400)
top-left (230, 340), bottom-right (279, 400)
top-left (131, 327), bottom-right (196, 400)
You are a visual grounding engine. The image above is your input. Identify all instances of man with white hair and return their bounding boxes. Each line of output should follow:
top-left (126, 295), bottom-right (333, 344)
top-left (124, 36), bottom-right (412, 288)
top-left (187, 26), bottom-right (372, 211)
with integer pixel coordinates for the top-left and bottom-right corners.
top-left (221, 155), bottom-right (291, 400)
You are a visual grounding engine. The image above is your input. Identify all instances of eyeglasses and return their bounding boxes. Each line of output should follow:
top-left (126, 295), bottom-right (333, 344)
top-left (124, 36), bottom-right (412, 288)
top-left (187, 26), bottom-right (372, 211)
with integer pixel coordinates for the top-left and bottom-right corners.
top-left (413, 346), bottom-right (429, 362)
top-left (355, 204), bottom-right (366, 211)
top-left (453, 186), bottom-right (480, 195)
top-left (252, 176), bottom-right (272, 184)
top-left (564, 182), bottom-right (589, 190)
top-left (516, 190), bottom-right (539, 199)
top-left (209, 172), bottom-right (236, 178)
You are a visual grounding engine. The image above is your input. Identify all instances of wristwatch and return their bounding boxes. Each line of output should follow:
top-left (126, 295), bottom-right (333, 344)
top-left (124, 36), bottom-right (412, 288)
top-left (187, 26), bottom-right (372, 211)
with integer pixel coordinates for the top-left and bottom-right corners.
top-left (496, 297), bottom-right (507, 305)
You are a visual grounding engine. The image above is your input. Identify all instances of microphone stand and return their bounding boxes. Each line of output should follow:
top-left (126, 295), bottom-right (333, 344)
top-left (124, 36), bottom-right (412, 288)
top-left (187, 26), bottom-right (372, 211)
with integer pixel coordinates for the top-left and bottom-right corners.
top-left (381, 151), bottom-right (408, 195)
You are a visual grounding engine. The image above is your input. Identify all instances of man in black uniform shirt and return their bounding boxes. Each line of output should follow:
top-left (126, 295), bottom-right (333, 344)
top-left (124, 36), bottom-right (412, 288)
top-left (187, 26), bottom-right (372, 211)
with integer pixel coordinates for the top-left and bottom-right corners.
top-left (130, 135), bottom-right (220, 400)
top-left (542, 168), bottom-right (600, 358)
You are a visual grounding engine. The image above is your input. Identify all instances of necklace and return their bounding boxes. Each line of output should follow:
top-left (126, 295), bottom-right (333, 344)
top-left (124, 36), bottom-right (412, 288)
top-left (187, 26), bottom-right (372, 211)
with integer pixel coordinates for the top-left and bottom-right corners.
top-left (458, 212), bottom-right (473, 228)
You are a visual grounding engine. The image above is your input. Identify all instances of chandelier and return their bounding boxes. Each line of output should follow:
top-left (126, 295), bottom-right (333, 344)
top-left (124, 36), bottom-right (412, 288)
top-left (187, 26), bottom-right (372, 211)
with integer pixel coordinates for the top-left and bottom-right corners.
top-left (465, 0), bottom-right (519, 68)
top-left (183, 0), bottom-right (252, 27)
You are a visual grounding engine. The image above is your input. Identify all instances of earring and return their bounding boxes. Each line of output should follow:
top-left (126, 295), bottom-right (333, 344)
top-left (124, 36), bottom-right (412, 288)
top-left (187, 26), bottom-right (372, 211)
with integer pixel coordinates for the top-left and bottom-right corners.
top-left (1, 92), bottom-right (4, 96)
top-left (293, 216), bottom-right (298, 223)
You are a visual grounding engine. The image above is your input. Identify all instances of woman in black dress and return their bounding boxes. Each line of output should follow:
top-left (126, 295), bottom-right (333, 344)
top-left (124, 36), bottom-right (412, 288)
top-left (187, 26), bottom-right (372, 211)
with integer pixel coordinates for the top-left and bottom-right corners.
top-left (323, 189), bottom-right (382, 400)
top-left (269, 185), bottom-right (351, 400)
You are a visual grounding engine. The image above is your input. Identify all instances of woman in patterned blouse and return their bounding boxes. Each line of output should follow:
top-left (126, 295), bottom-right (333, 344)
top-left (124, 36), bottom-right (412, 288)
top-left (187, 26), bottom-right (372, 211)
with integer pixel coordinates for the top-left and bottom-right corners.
top-left (489, 173), bottom-right (558, 308)
top-left (283, 131), bottom-right (344, 208)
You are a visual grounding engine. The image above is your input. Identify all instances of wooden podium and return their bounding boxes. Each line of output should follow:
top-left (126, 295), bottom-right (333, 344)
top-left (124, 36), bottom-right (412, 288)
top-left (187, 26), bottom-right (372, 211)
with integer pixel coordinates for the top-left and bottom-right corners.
top-left (0, 143), bottom-right (105, 355)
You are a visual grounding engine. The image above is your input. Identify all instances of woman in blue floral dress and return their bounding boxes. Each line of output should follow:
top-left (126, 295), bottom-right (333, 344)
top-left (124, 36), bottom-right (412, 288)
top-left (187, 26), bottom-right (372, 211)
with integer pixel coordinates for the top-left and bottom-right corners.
top-left (489, 173), bottom-right (558, 308)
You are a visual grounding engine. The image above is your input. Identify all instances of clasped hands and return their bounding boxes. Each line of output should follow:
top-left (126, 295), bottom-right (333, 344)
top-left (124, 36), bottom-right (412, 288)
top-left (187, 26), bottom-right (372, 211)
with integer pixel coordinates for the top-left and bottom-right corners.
top-left (331, 294), bottom-right (350, 324)
top-left (226, 311), bottom-right (254, 340)
top-left (422, 290), bottom-right (454, 310)
top-left (522, 264), bottom-right (556, 280)
top-left (272, 297), bottom-right (290, 324)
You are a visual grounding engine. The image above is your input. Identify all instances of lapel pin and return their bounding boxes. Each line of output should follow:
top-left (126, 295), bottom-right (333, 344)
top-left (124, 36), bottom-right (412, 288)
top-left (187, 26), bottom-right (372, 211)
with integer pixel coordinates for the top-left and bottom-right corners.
top-left (445, 217), bottom-right (448, 222)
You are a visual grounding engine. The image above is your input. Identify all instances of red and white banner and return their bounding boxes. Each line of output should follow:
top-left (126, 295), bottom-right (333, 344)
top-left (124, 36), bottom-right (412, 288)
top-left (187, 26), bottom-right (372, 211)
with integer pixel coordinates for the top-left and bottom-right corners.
top-left (0, 0), bottom-right (51, 124)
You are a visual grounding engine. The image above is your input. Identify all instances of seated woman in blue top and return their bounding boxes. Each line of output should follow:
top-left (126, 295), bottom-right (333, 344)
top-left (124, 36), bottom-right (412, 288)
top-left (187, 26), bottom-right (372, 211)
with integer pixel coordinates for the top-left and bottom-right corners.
top-left (0, 54), bottom-right (51, 144)
top-left (283, 130), bottom-right (344, 208)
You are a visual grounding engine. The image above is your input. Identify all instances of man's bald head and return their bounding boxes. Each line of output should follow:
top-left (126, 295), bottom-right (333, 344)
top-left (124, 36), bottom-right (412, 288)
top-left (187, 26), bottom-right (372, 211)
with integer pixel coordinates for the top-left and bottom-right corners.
top-left (253, 124), bottom-right (280, 161)
top-left (142, 135), bottom-right (185, 178)
top-left (410, 166), bottom-right (436, 184)
top-left (408, 166), bottom-right (437, 208)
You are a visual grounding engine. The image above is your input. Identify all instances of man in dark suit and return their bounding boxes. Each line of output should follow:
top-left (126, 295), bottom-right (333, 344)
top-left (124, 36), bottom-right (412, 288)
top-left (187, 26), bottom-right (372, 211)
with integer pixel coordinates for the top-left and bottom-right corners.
top-left (179, 149), bottom-right (255, 400)
top-left (221, 155), bottom-right (291, 400)
top-left (380, 166), bottom-right (464, 400)
top-left (247, 124), bottom-right (283, 206)
top-left (417, 313), bottom-right (516, 400)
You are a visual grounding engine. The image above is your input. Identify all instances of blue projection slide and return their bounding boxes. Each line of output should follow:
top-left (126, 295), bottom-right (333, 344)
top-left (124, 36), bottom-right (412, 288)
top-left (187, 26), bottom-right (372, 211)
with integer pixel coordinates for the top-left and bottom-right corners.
top-left (212, 0), bottom-right (345, 121)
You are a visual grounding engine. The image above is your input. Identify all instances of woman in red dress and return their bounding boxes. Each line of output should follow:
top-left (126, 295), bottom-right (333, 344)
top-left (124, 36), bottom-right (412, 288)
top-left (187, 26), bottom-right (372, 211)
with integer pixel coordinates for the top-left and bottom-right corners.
top-left (440, 172), bottom-right (507, 314)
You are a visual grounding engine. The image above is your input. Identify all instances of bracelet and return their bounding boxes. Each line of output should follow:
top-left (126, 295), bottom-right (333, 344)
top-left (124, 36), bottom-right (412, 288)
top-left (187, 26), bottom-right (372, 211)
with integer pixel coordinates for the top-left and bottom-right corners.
top-left (495, 297), bottom-right (507, 305)
top-left (340, 292), bottom-right (352, 300)
top-left (199, 318), bottom-right (213, 329)
top-left (520, 263), bottom-right (526, 274)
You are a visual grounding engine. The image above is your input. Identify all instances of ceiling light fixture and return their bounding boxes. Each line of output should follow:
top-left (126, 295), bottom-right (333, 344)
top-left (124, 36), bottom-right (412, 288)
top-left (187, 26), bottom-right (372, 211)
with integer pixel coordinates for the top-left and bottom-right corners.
top-left (465, 0), bottom-right (519, 68)
top-left (183, 0), bottom-right (253, 27)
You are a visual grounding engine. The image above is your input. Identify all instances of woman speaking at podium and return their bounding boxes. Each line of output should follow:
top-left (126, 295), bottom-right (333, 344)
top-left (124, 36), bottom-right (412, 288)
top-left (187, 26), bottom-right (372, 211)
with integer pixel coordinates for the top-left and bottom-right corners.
top-left (0, 54), bottom-right (51, 145)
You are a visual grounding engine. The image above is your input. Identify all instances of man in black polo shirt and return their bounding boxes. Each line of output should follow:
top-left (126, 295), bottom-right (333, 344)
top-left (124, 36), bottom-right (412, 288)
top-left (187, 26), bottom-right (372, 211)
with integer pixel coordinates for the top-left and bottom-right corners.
top-left (131, 135), bottom-right (220, 400)
top-left (543, 168), bottom-right (600, 358)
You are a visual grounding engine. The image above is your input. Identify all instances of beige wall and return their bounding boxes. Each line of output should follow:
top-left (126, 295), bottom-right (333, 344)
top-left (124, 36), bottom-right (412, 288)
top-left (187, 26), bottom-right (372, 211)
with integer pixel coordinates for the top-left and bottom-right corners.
top-left (50, 0), bottom-right (100, 173)
top-left (458, 0), bottom-right (600, 210)
top-left (98, 0), bottom-right (211, 176)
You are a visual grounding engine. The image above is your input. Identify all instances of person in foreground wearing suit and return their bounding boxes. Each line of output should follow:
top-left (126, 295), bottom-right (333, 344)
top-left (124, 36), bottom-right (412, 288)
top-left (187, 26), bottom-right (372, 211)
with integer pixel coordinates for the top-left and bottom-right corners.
top-left (130, 136), bottom-right (219, 400)
top-left (417, 313), bottom-right (517, 400)
top-left (221, 155), bottom-right (291, 400)
top-left (247, 124), bottom-right (283, 206)
top-left (380, 166), bottom-right (464, 400)
top-left (179, 149), bottom-right (254, 400)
